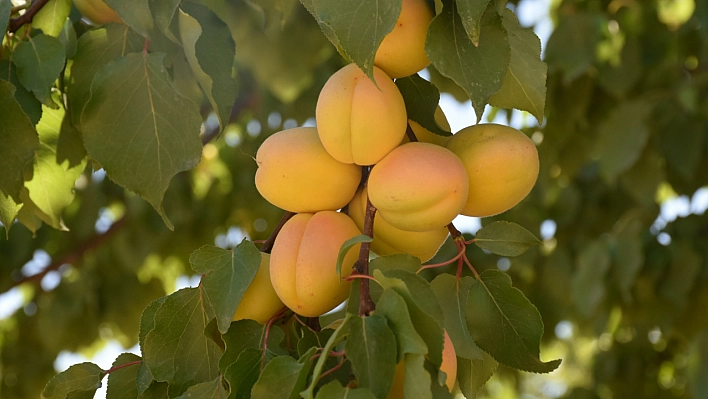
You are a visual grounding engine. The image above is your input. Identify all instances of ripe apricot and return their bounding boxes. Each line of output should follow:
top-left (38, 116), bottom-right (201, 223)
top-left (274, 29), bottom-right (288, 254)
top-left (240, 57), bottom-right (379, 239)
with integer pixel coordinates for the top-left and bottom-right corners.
top-left (402, 106), bottom-right (451, 146)
top-left (445, 124), bottom-right (539, 217)
top-left (270, 211), bottom-right (361, 317)
top-left (255, 127), bottom-right (362, 213)
top-left (348, 187), bottom-right (448, 262)
top-left (232, 253), bottom-right (284, 324)
top-left (375, 0), bottom-right (433, 78)
top-left (387, 331), bottom-right (457, 398)
top-left (74, 0), bottom-right (123, 25)
top-left (316, 64), bottom-right (407, 165)
top-left (368, 143), bottom-right (469, 232)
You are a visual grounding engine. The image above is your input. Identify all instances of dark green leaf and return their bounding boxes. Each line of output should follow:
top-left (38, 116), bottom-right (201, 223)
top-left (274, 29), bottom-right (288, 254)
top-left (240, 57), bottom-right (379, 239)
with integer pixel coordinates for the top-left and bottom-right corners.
top-left (305, 0), bottom-right (401, 81)
top-left (0, 192), bottom-right (21, 237)
top-left (336, 234), bottom-right (371, 277)
top-left (375, 288), bottom-right (428, 360)
top-left (659, 242), bottom-right (702, 308)
top-left (0, 0), bottom-right (10, 35)
top-left (488, 9), bottom-right (547, 123)
top-left (142, 288), bottom-right (221, 397)
top-left (571, 239), bottom-right (611, 317)
top-left (58, 19), bottom-right (77, 58)
top-left (33, 0), bottom-right (72, 37)
top-left (403, 353), bottom-right (433, 399)
top-left (220, 319), bottom-right (287, 373)
top-left (149, 0), bottom-right (180, 41)
top-left (545, 13), bottom-right (602, 82)
top-left (474, 221), bottom-right (541, 257)
top-left (178, 3), bottom-right (238, 129)
top-left (174, 377), bottom-right (228, 399)
top-left (466, 269), bottom-right (561, 373)
top-left (314, 381), bottom-right (376, 399)
top-left (395, 74), bottom-right (451, 136)
top-left (138, 381), bottom-right (169, 399)
top-left (456, 0), bottom-right (491, 46)
top-left (426, 1), bottom-right (509, 120)
top-left (189, 242), bottom-right (262, 333)
top-left (0, 79), bottom-right (39, 200)
top-left (13, 34), bottom-right (66, 104)
top-left (41, 362), bottom-right (104, 399)
top-left (139, 297), bottom-right (166, 355)
top-left (106, 353), bottom-right (141, 399)
top-left (223, 348), bottom-right (261, 399)
top-left (251, 348), bottom-right (316, 399)
top-left (105, 0), bottom-right (154, 37)
top-left (457, 354), bottom-right (498, 399)
top-left (0, 59), bottom-right (43, 124)
top-left (301, 314), bottom-right (350, 399)
top-left (81, 52), bottom-right (203, 230)
top-left (346, 315), bottom-right (397, 398)
top-left (610, 218), bottom-right (644, 302)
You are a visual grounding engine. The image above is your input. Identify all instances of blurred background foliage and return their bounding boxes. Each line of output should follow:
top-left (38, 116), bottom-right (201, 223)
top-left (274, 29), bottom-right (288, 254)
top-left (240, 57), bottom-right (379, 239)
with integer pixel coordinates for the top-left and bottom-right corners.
top-left (1, 0), bottom-right (707, 398)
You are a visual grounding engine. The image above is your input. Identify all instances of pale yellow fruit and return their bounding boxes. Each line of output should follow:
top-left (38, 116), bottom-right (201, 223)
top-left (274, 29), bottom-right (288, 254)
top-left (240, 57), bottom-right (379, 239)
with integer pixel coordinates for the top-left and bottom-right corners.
top-left (316, 64), bottom-right (407, 165)
top-left (368, 142), bottom-right (469, 232)
top-left (74, 0), bottom-right (123, 25)
top-left (445, 123), bottom-right (539, 217)
top-left (270, 212), bottom-right (361, 317)
top-left (375, 0), bottom-right (433, 78)
top-left (233, 253), bottom-right (284, 324)
top-left (255, 127), bottom-right (362, 213)
top-left (402, 106), bottom-right (451, 146)
top-left (348, 187), bottom-right (447, 262)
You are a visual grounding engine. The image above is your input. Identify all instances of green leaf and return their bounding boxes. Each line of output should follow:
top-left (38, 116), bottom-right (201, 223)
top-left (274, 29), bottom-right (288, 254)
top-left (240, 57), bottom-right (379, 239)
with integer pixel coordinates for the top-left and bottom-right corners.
top-left (430, 274), bottom-right (484, 360)
top-left (67, 24), bottom-right (144, 129)
top-left (395, 74), bottom-right (451, 136)
top-left (426, 1), bottom-right (509, 121)
top-left (1, 0), bottom-right (12, 35)
top-left (104, 0), bottom-right (154, 38)
top-left (138, 381), bottom-right (169, 399)
top-left (41, 362), bottom-right (104, 399)
top-left (33, 0), bottom-right (72, 37)
top-left (25, 104), bottom-right (87, 230)
top-left (336, 234), bottom-right (371, 278)
top-left (174, 377), bottom-right (228, 399)
top-left (304, 0), bottom-right (401, 81)
top-left (474, 221), bottom-right (541, 257)
top-left (13, 34), bottom-right (66, 105)
top-left (106, 353), bottom-right (141, 399)
top-left (16, 191), bottom-right (44, 234)
top-left (375, 289), bottom-right (428, 361)
top-left (610, 218), bottom-right (644, 303)
top-left (314, 381), bottom-right (377, 399)
top-left (488, 9), bottom-right (547, 123)
top-left (223, 348), bottom-right (261, 399)
top-left (251, 348), bottom-right (317, 399)
top-left (0, 191), bottom-right (22, 238)
top-left (142, 288), bottom-right (221, 397)
top-left (593, 99), bottom-right (654, 183)
top-left (571, 239), bottom-right (611, 318)
top-left (149, 0), bottom-right (180, 41)
top-left (301, 314), bottom-right (351, 399)
top-left (346, 315), bottom-right (397, 399)
top-left (403, 353), bottom-right (433, 399)
top-left (220, 319), bottom-right (287, 373)
top-left (466, 269), bottom-right (561, 373)
top-left (545, 13), bottom-right (602, 82)
top-left (178, 3), bottom-right (238, 129)
top-left (0, 80), bottom-right (39, 200)
top-left (189, 242), bottom-right (262, 333)
top-left (457, 353), bottom-right (498, 399)
top-left (456, 0), bottom-right (491, 46)
top-left (0, 60), bottom-right (43, 124)
top-left (139, 297), bottom-right (166, 355)
top-left (81, 52), bottom-right (203, 230)
top-left (659, 242), bottom-right (702, 308)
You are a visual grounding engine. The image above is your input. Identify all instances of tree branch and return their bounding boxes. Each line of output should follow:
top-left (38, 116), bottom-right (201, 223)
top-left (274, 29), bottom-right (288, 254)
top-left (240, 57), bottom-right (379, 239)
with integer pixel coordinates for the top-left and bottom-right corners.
top-left (356, 173), bottom-right (376, 316)
top-left (8, 0), bottom-right (52, 33)
top-left (405, 123), bottom-right (419, 143)
top-left (260, 211), bottom-right (295, 254)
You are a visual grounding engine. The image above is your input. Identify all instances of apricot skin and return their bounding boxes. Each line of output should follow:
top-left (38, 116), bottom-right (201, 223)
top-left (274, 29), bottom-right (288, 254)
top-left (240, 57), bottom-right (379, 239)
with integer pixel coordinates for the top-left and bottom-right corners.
top-left (445, 124), bottom-right (539, 217)
top-left (375, 0), bottom-right (433, 78)
top-left (368, 143), bottom-right (469, 232)
top-left (316, 64), bottom-right (407, 165)
top-left (74, 0), bottom-right (123, 25)
top-left (348, 187), bottom-right (448, 262)
top-left (269, 212), bottom-right (361, 317)
top-left (255, 127), bottom-right (362, 213)
top-left (403, 106), bottom-right (451, 146)
top-left (387, 331), bottom-right (457, 398)
top-left (232, 253), bottom-right (284, 324)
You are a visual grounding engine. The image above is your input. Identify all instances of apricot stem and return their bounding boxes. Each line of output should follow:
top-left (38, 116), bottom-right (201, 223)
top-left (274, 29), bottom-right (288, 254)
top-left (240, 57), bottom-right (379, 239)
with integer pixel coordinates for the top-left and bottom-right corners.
top-left (356, 177), bottom-right (377, 317)
top-left (320, 356), bottom-right (347, 379)
top-left (261, 307), bottom-right (287, 371)
top-left (405, 123), bottom-right (419, 142)
top-left (417, 249), bottom-right (465, 273)
top-left (260, 211), bottom-right (296, 253)
top-left (104, 360), bottom-right (141, 375)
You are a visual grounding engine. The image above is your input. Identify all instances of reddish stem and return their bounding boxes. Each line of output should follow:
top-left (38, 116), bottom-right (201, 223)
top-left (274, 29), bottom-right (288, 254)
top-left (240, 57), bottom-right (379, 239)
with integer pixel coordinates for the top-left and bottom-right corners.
top-left (104, 360), bottom-right (141, 375)
top-left (417, 249), bottom-right (465, 273)
top-left (346, 274), bottom-right (380, 286)
top-left (260, 211), bottom-right (296, 253)
top-left (320, 356), bottom-right (347, 379)
top-left (261, 308), bottom-right (287, 371)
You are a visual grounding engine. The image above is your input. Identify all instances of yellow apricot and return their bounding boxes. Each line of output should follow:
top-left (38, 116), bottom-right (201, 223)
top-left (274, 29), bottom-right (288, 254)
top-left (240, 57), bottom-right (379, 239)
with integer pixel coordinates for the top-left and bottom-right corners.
top-left (270, 212), bottom-right (361, 317)
top-left (74, 0), bottom-right (123, 25)
top-left (402, 106), bottom-right (451, 146)
top-left (233, 253), bottom-right (284, 324)
top-left (375, 0), bottom-right (433, 78)
top-left (368, 143), bottom-right (469, 232)
top-left (445, 124), bottom-right (539, 217)
top-left (387, 331), bottom-right (457, 398)
top-left (348, 187), bottom-right (448, 262)
top-left (255, 127), bottom-right (362, 213)
top-left (316, 64), bottom-right (407, 165)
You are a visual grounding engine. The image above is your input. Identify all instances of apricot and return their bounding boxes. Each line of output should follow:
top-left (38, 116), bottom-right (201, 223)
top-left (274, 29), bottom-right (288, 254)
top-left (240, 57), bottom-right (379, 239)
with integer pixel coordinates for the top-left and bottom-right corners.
top-left (255, 127), bottom-right (362, 213)
top-left (348, 187), bottom-right (448, 262)
top-left (232, 253), bottom-right (284, 324)
top-left (74, 0), bottom-right (123, 25)
top-left (387, 331), bottom-right (457, 398)
top-left (269, 211), bottom-right (361, 317)
top-left (368, 143), bottom-right (469, 232)
top-left (445, 124), bottom-right (539, 217)
top-left (375, 0), bottom-right (433, 78)
top-left (316, 64), bottom-right (407, 165)
top-left (402, 106), bottom-right (451, 146)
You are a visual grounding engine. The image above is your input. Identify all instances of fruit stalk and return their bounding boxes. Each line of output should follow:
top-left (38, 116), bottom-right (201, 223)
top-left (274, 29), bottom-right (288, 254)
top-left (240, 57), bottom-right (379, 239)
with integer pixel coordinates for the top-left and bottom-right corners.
top-left (405, 123), bottom-right (419, 143)
top-left (356, 170), bottom-right (377, 316)
top-left (260, 211), bottom-right (296, 253)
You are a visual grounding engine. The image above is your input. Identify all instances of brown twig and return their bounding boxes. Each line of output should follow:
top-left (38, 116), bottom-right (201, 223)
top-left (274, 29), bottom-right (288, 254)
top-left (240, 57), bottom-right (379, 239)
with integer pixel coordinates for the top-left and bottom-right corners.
top-left (8, 0), bottom-right (52, 33)
top-left (260, 211), bottom-right (295, 253)
top-left (305, 316), bottom-right (321, 332)
top-left (446, 222), bottom-right (463, 240)
top-left (405, 123), bottom-right (419, 142)
top-left (355, 185), bottom-right (376, 317)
